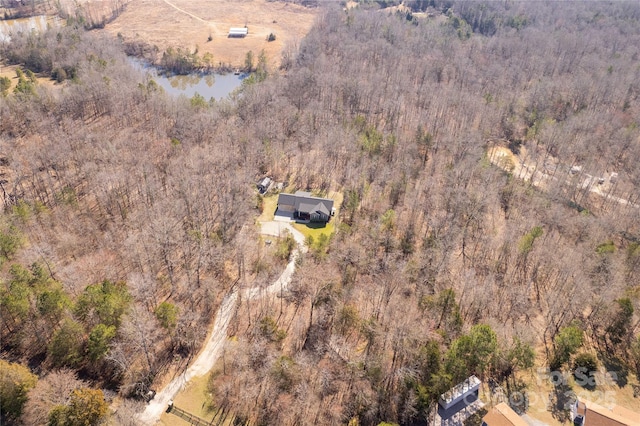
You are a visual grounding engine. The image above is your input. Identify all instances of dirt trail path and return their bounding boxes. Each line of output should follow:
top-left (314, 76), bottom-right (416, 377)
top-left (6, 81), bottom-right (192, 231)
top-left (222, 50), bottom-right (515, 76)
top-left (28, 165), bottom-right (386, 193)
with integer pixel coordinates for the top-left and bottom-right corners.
top-left (138, 222), bottom-right (305, 425)
top-left (160, 0), bottom-right (220, 34)
top-left (161, 0), bottom-right (205, 23)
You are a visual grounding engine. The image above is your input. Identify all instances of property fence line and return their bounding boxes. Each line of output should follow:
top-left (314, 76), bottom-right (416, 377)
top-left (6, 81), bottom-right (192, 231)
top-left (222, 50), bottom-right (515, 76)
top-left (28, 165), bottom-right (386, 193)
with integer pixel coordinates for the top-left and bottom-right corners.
top-left (167, 405), bottom-right (211, 426)
top-left (168, 404), bottom-right (248, 426)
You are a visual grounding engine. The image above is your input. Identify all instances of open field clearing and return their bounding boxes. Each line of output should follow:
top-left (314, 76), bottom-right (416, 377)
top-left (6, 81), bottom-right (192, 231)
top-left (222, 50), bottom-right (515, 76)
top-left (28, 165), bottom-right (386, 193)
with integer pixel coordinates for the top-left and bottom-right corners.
top-left (0, 63), bottom-right (59, 92)
top-left (102, 0), bottom-right (318, 68)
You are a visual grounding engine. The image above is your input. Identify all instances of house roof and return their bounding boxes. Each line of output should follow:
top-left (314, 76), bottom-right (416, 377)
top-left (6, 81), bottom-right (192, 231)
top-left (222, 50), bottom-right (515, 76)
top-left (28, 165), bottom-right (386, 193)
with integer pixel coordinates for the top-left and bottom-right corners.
top-left (482, 403), bottom-right (528, 426)
top-left (575, 400), bottom-right (640, 426)
top-left (277, 193), bottom-right (298, 206)
top-left (298, 201), bottom-right (331, 215)
top-left (612, 405), bottom-right (640, 423)
top-left (277, 191), bottom-right (333, 215)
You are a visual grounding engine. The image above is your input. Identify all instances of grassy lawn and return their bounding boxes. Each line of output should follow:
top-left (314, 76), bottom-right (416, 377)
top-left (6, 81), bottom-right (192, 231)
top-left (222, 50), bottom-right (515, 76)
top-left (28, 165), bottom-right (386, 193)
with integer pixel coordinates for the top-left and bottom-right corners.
top-left (158, 340), bottom-right (241, 426)
top-left (292, 190), bottom-right (343, 242)
top-left (293, 221), bottom-right (335, 241)
top-left (158, 412), bottom-right (191, 426)
top-left (157, 372), bottom-right (237, 426)
top-left (158, 374), bottom-right (213, 425)
top-left (257, 194), bottom-right (278, 222)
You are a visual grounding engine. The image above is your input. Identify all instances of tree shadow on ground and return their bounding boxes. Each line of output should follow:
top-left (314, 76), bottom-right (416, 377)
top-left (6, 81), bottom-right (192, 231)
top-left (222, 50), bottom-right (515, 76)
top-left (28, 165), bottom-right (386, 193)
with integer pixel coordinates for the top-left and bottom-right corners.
top-left (599, 354), bottom-right (628, 387)
top-left (464, 407), bottom-right (487, 426)
top-left (572, 364), bottom-right (597, 392)
top-left (549, 383), bottom-right (574, 423)
top-left (505, 378), bottom-right (529, 414)
top-left (300, 222), bottom-right (327, 229)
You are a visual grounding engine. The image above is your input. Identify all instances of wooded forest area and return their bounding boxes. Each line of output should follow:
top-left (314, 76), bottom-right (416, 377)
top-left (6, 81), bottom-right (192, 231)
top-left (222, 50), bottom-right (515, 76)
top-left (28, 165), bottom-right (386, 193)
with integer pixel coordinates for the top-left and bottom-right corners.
top-left (1, 1), bottom-right (640, 425)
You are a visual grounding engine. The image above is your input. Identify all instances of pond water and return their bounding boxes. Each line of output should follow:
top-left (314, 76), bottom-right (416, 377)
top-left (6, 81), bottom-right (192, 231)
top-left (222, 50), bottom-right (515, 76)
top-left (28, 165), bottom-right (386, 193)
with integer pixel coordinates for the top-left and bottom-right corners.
top-left (129, 57), bottom-right (247, 101)
top-left (0, 15), bottom-right (62, 42)
top-left (0, 18), bottom-right (245, 100)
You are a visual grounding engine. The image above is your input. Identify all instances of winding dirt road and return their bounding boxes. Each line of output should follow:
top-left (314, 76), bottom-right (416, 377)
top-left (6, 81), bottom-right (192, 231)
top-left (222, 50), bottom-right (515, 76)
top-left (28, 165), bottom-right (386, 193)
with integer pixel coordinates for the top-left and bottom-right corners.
top-left (138, 222), bottom-right (305, 425)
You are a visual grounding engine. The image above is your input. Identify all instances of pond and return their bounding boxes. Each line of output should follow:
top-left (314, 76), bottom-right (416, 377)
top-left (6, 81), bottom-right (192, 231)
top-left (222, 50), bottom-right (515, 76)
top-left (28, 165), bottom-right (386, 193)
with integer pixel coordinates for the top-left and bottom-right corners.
top-left (0, 15), bottom-right (62, 42)
top-left (0, 18), bottom-right (246, 100)
top-left (129, 57), bottom-right (247, 101)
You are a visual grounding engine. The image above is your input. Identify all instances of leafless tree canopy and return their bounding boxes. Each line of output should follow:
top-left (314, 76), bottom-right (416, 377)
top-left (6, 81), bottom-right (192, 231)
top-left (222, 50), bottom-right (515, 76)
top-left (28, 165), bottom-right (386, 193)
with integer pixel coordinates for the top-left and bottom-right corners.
top-left (1, 1), bottom-right (640, 424)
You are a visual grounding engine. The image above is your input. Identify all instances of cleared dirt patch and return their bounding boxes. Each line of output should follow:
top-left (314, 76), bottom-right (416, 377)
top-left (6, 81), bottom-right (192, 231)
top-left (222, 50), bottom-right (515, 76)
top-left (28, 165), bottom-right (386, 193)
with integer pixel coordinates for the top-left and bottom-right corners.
top-left (101, 0), bottom-right (318, 69)
top-left (488, 146), bottom-right (518, 172)
top-left (0, 63), bottom-right (59, 93)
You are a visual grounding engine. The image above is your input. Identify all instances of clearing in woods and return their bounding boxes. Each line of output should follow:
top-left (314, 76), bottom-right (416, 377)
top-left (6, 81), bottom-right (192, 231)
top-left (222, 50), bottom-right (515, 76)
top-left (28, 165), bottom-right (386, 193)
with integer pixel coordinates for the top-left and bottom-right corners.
top-left (102, 0), bottom-right (319, 69)
top-left (0, 63), bottom-right (59, 92)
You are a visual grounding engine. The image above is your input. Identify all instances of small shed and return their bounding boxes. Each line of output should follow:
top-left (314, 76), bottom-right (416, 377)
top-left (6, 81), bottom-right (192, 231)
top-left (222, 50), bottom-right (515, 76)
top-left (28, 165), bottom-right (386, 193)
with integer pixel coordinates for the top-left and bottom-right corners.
top-left (257, 177), bottom-right (271, 194)
top-left (439, 375), bottom-right (481, 410)
top-left (610, 172), bottom-right (619, 184)
top-left (570, 165), bottom-right (583, 175)
top-left (228, 27), bottom-right (248, 38)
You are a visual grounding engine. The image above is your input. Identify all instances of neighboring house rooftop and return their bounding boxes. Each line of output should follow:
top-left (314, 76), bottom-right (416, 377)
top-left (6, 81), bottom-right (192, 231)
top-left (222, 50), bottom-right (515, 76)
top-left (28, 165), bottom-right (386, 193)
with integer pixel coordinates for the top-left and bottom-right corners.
top-left (482, 402), bottom-right (528, 426)
top-left (573, 399), bottom-right (640, 426)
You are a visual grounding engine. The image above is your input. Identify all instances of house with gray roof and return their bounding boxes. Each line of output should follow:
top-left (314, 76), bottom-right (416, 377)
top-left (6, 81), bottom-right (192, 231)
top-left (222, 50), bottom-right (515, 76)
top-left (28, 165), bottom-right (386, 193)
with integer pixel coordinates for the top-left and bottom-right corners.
top-left (277, 191), bottom-right (334, 223)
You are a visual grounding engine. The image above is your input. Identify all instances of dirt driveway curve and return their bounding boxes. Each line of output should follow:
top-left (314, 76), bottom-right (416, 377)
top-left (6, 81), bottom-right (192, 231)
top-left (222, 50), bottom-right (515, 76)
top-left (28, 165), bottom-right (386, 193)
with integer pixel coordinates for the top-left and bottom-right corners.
top-left (137, 221), bottom-right (305, 425)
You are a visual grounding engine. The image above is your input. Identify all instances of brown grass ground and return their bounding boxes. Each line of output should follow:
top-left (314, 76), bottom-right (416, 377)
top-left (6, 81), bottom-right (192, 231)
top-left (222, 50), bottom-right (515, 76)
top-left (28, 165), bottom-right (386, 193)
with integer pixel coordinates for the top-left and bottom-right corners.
top-left (0, 64), bottom-right (17, 92)
top-left (0, 63), bottom-right (59, 93)
top-left (101, 0), bottom-right (319, 69)
top-left (516, 365), bottom-right (640, 425)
